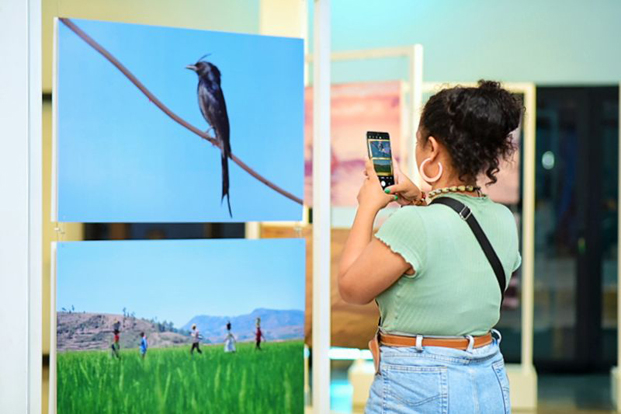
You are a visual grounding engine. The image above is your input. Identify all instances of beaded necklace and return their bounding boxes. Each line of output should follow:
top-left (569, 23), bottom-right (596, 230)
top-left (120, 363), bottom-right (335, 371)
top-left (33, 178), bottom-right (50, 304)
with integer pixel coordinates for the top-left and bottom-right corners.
top-left (427, 185), bottom-right (482, 199)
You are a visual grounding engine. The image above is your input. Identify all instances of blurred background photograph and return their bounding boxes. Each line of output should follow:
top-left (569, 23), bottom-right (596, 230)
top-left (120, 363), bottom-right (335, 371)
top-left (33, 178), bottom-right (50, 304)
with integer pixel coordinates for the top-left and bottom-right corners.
top-left (52, 239), bottom-right (305, 414)
top-left (304, 81), bottom-right (404, 207)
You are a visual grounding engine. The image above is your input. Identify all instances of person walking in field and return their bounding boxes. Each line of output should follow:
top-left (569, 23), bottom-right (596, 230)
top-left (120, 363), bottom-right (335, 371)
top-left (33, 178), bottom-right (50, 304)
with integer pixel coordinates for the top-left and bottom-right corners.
top-left (190, 324), bottom-right (202, 355)
top-left (110, 321), bottom-right (121, 359)
top-left (139, 332), bottom-right (148, 359)
top-left (224, 321), bottom-right (236, 353)
top-left (255, 318), bottom-right (266, 351)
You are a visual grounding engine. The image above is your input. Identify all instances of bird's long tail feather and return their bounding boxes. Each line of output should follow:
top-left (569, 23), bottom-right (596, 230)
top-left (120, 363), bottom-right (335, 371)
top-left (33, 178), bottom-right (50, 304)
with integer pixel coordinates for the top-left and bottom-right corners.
top-left (221, 148), bottom-right (232, 217)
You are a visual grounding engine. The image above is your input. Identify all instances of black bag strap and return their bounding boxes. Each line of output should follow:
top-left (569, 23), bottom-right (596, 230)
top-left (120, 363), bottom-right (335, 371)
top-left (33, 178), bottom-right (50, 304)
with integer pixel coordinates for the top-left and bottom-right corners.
top-left (430, 196), bottom-right (506, 305)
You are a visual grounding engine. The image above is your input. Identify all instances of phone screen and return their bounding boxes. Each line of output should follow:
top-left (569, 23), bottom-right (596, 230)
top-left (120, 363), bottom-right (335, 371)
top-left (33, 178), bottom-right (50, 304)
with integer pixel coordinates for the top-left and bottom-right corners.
top-left (366, 131), bottom-right (395, 189)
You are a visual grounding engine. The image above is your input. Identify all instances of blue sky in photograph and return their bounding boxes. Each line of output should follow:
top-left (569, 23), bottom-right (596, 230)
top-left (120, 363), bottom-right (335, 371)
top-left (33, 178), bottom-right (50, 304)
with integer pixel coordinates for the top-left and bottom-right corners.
top-left (56, 239), bottom-right (306, 328)
top-left (56, 19), bottom-right (303, 222)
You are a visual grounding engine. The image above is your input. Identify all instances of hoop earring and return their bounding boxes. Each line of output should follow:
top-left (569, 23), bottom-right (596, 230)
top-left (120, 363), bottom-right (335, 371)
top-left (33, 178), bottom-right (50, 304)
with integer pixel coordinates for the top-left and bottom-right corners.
top-left (419, 158), bottom-right (443, 183)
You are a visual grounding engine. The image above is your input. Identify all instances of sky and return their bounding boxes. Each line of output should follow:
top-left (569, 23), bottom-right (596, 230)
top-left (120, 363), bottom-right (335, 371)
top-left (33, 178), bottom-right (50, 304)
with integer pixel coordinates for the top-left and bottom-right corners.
top-left (56, 18), bottom-right (303, 222)
top-left (56, 239), bottom-right (306, 328)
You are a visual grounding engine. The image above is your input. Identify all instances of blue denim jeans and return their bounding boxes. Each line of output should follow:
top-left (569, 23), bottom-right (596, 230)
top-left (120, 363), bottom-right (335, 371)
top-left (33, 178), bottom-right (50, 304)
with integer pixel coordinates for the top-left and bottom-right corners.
top-left (365, 333), bottom-right (510, 414)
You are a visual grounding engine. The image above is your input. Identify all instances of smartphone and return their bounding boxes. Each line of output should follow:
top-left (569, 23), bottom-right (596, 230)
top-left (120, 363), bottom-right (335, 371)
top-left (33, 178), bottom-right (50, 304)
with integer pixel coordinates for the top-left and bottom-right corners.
top-left (366, 131), bottom-right (395, 189)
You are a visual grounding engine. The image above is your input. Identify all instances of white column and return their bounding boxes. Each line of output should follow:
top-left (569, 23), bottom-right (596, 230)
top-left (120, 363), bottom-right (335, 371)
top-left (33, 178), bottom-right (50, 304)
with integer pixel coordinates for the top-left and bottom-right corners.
top-left (0, 0), bottom-right (42, 413)
top-left (408, 45), bottom-right (423, 182)
top-left (312, 0), bottom-right (331, 412)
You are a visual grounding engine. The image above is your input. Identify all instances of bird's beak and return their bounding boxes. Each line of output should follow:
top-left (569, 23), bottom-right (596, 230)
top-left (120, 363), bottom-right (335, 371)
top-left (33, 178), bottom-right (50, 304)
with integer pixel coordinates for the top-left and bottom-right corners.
top-left (186, 65), bottom-right (197, 71)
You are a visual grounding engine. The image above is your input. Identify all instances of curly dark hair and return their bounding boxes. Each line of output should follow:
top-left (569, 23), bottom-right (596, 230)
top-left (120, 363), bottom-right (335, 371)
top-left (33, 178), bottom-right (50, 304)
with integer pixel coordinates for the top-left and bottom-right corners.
top-left (419, 80), bottom-right (523, 185)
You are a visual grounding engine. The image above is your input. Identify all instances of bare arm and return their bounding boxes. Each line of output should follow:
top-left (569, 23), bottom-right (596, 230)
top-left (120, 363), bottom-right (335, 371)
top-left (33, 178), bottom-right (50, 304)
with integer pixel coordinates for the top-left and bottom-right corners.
top-left (338, 161), bottom-right (414, 305)
top-left (337, 205), bottom-right (377, 276)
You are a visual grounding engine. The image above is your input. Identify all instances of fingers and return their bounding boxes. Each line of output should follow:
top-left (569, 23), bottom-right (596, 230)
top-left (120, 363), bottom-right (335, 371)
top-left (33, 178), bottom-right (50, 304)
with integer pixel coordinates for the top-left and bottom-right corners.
top-left (365, 159), bottom-right (378, 180)
top-left (384, 183), bottom-right (408, 194)
top-left (395, 197), bottom-right (414, 206)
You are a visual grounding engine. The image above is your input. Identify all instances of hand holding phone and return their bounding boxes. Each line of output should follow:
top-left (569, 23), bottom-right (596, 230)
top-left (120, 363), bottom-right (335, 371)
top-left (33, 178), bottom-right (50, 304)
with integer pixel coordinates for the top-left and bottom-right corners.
top-left (387, 171), bottom-right (424, 206)
top-left (366, 131), bottom-right (395, 189)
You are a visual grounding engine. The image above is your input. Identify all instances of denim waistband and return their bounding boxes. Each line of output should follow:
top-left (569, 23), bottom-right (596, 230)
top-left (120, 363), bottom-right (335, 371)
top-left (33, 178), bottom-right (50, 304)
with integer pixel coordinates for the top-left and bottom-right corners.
top-left (379, 329), bottom-right (503, 366)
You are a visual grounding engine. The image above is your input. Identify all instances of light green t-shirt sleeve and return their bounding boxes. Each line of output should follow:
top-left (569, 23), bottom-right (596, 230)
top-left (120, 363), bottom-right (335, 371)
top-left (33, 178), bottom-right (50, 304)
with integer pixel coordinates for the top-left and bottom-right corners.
top-left (512, 251), bottom-right (522, 273)
top-left (374, 206), bottom-right (427, 276)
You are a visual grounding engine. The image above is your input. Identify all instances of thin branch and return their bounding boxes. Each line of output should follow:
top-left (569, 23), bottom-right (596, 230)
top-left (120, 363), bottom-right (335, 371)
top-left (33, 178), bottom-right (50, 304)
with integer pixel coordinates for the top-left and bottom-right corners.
top-left (59, 18), bottom-right (303, 206)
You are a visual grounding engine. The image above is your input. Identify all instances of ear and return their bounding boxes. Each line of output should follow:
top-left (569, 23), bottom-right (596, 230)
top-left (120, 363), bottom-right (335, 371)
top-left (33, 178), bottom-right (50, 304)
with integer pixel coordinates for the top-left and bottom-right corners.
top-left (427, 136), bottom-right (440, 159)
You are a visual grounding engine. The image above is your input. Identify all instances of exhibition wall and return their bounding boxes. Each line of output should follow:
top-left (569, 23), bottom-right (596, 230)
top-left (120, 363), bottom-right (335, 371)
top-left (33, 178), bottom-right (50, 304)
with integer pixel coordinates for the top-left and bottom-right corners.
top-left (42, 0), bottom-right (261, 92)
top-left (319, 0), bottom-right (621, 85)
top-left (46, 0), bottom-right (621, 92)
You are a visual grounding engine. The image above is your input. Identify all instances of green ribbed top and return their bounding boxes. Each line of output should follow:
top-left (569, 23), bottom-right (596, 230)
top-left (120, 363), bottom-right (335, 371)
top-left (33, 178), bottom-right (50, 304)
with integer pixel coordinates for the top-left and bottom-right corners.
top-left (374, 193), bottom-right (521, 336)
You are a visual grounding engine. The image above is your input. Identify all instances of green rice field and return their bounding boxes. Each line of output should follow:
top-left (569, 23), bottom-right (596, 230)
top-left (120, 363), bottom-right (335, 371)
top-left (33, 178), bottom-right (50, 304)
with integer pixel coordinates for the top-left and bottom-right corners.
top-left (57, 341), bottom-right (304, 414)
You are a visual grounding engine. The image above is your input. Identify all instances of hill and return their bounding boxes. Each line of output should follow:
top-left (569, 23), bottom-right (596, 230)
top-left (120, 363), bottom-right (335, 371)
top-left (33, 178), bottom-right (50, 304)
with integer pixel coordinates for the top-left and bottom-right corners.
top-left (57, 312), bottom-right (191, 352)
top-left (182, 308), bottom-right (304, 343)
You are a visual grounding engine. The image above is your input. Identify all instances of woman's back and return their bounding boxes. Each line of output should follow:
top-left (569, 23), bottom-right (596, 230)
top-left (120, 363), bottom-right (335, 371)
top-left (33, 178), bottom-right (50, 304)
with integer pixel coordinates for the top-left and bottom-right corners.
top-left (375, 192), bottom-right (521, 337)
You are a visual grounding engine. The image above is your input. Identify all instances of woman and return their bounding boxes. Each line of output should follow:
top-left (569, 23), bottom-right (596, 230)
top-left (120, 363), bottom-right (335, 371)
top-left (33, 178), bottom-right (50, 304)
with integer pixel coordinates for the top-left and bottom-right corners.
top-left (224, 321), bottom-right (237, 353)
top-left (338, 80), bottom-right (522, 414)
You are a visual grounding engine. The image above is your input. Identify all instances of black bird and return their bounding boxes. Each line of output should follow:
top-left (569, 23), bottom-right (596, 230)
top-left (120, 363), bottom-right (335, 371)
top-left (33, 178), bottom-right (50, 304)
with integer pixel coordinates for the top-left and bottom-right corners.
top-left (187, 59), bottom-right (232, 216)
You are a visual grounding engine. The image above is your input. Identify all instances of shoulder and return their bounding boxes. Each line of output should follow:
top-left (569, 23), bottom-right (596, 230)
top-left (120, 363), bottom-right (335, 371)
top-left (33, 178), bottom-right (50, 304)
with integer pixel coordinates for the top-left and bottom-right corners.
top-left (379, 206), bottom-right (426, 231)
top-left (487, 201), bottom-right (519, 232)
top-left (387, 205), bottom-right (427, 219)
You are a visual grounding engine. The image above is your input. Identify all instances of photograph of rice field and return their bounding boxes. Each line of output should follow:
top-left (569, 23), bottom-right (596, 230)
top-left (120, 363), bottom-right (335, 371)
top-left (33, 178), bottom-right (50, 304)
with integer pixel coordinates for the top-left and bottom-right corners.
top-left (57, 341), bottom-right (303, 414)
top-left (54, 239), bottom-right (306, 414)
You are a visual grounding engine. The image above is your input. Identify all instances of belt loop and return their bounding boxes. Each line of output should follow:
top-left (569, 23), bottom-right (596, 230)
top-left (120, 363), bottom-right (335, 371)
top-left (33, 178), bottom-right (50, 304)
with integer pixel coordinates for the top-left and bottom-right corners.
top-left (491, 329), bottom-right (502, 345)
top-left (466, 335), bottom-right (475, 352)
top-left (415, 334), bottom-right (423, 352)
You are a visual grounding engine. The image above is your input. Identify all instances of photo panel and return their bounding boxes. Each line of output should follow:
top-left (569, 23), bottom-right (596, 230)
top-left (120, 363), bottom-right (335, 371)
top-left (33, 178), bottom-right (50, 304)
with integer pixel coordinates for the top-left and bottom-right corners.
top-left (51, 238), bottom-right (305, 413)
top-left (304, 81), bottom-right (404, 207)
top-left (368, 139), bottom-right (392, 159)
top-left (372, 158), bottom-right (393, 175)
top-left (54, 18), bottom-right (304, 222)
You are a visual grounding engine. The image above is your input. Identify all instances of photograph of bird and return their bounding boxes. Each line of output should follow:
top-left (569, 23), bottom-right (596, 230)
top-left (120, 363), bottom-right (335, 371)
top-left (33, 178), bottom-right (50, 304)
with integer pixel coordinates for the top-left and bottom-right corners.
top-left (186, 58), bottom-right (232, 216)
